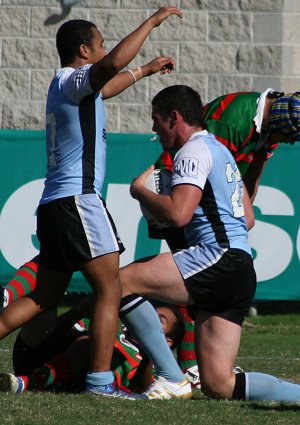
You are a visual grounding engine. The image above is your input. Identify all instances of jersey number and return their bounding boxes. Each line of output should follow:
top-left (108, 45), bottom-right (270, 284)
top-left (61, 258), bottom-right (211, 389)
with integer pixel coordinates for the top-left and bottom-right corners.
top-left (225, 163), bottom-right (244, 217)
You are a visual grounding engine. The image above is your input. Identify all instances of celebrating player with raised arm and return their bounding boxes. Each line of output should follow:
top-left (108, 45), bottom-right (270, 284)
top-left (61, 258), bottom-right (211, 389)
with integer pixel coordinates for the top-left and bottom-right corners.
top-left (0, 7), bottom-right (183, 400)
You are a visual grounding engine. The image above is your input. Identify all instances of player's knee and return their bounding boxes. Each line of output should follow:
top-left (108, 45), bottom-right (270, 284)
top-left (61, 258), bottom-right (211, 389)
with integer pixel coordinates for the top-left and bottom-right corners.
top-left (119, 266), bottom-right (134, 295)
top-left (201, 372), bottom-right (235, 400)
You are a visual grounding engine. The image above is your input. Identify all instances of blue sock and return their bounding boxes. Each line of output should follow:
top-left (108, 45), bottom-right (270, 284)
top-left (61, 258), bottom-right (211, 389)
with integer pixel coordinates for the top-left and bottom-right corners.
top-left (86, 371), bottom-right (114, 387)
top-left (246, 372), bottom-right (300, 402)
top-left (120, 295), bottom-right (184, 382)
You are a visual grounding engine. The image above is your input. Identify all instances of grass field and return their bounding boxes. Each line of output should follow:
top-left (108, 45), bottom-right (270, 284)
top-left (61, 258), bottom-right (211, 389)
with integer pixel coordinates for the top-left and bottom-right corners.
top-left (0, 311), bottom-right (300, 425)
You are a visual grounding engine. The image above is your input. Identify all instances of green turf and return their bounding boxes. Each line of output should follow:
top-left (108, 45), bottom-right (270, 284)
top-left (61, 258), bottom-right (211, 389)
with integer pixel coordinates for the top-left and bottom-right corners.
top-left (0, 313), bottom-right (300, 425)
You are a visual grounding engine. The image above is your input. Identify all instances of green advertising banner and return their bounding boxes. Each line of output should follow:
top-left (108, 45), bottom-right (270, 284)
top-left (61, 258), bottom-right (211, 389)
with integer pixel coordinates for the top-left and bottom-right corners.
top-left (0, 130), bottom-right (299, 300)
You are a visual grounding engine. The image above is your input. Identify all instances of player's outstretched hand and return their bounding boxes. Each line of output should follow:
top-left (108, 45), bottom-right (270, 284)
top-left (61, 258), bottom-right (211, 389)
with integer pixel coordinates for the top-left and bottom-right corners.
top-left (142, 56), bottom-right (176, 77)
top-left (149, 6), bottom-right (183, 27)
top-left (130, 165), bottom-right (155, 199)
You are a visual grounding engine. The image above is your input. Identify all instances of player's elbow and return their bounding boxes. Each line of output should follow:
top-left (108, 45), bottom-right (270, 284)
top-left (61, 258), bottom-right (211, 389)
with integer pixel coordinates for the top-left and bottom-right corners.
top-left (169, 211), bottom-right (192, 228)
top-left (245, 207), bottom-right (255, 231)
top-left (103, 53), bottom-right (125, 75)
top-left (246, 215), bottom-right (255, 231)
top-left (89, 59), bottom-right (119, 91)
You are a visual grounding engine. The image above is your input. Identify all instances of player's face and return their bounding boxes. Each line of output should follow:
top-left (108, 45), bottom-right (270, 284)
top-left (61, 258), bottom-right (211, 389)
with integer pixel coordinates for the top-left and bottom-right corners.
top-left (87, 27), bottom-right (106, 64)
top-left (157, 306), bottom-right (177, 337)
top-left (152, 109), bottom-right (176, 151)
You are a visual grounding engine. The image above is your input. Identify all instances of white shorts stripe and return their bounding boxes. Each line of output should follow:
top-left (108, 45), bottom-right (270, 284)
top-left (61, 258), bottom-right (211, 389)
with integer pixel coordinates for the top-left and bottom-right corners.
top-left (173, 244), bottom-right (228, 279)
top-left (75, 194), bottom-right (97, 257)
top-left (75, 194), bottom-right (120, 258)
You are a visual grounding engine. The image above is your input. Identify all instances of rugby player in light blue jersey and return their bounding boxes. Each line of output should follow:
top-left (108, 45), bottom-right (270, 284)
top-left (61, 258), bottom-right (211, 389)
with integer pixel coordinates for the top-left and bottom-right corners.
top-left (119, 85), bottom-right (300, 402)
top-left (0, 7), bottom-right (183, 400)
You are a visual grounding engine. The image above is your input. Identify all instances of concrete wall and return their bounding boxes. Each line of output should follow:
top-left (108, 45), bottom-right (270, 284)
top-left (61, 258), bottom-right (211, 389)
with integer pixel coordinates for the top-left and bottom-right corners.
top-left (0, 0), bottom-right (299, 132)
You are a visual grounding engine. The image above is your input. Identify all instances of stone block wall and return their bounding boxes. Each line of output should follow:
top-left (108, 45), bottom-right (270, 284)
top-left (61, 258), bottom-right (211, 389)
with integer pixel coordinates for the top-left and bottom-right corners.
top-left (0, 0), bottom-right (299, 132)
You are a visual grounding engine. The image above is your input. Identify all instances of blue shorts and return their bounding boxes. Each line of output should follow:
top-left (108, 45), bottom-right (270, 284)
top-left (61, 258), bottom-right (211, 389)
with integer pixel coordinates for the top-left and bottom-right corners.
top-left (37, 194), bottom-right (124, 271)
top-left (174, 246), bottom-right (256, 325)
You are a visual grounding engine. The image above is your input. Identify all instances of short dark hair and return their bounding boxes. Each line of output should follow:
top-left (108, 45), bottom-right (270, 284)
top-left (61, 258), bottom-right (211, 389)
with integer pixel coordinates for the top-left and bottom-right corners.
top-left (152, 85), bottom-right (203, 127)
top-left (153, 302), bottom-right (185, 350)
top-left (56, 19), bottom-right (96, 67)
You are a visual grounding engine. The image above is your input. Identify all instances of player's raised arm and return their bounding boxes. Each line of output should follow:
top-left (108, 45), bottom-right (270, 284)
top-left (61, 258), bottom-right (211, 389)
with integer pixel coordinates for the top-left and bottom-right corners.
top-left (89, 6), bottom-right (182, 91)
top-left (101, 56), bottom-right (175, 100)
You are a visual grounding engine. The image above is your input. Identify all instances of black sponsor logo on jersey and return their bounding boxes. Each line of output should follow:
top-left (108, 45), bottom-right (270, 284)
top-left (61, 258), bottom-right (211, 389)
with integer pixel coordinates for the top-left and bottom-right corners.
top-left (174, 157), bottom-right (198, 178)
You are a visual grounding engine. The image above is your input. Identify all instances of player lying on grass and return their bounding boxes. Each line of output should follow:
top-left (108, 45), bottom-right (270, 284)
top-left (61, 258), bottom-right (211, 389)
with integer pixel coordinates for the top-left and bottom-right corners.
top-left (0, 295), bottom-right (185, 395)
top-left (0, 258), bottom-right (242, 392)
top-left (0, 257), bottom-right (192, 399)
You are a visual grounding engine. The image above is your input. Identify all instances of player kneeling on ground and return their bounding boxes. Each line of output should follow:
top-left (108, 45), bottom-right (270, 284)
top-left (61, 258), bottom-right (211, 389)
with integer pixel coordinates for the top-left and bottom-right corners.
top-left (119, 85), bottom-right (300, 403)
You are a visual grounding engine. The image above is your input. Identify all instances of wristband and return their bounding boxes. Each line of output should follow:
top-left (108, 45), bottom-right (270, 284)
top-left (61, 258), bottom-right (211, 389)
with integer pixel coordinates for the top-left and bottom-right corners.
top-left (128, 66), bottom-right (143, 83)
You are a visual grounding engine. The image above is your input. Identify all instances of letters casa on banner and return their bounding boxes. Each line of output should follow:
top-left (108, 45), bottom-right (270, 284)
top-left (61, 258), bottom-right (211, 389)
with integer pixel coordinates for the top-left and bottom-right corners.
top-left (0, 130), bottom-right (299, 300)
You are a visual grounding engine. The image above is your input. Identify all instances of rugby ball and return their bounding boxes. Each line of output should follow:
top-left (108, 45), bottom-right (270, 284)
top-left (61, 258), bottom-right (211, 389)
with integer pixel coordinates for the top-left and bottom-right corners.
top-left (140, 169), bottom-right (172, 229)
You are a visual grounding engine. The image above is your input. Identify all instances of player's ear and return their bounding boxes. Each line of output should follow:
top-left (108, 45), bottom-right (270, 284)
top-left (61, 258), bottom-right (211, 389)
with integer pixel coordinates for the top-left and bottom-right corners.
top-left (78, 43), bottom-right (89, 59)
top-left (166, 335), bottom-right (173, 348)
top-left (170, 110), bottom-right (177, 125)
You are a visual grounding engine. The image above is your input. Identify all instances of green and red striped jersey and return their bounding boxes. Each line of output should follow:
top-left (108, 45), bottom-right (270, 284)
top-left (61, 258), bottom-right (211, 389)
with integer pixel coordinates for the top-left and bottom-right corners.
top-left (155, 91), bottom-right (278, 177)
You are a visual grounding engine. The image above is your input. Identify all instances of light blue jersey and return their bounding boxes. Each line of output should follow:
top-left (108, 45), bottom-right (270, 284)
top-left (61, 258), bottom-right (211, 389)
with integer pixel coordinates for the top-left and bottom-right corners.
top-left (172, 131), bottom-right (251, 255)
top-left (41, 65), bottom-right (106, 204)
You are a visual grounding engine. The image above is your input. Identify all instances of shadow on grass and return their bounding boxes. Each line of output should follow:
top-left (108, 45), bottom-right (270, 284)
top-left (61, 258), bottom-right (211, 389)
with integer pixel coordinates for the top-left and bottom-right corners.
top-left (247, 403), bottom-right (300, 412)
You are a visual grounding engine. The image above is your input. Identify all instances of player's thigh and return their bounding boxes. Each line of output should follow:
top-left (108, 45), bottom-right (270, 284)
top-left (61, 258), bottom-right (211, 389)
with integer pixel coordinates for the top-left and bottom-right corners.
top-left (80, 251), bottom-right (120, 292)
top-left (195, 312), bottom-right (241, 388)
top-left (120, 252), bottom-right (191, 305)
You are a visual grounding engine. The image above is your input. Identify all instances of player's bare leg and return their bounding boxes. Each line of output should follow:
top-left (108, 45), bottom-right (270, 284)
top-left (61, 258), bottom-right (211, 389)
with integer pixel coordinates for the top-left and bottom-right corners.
top-left (121, 252), bottom-right (192, 305)
top-left (0, 264), bottom-right (71, 339)
top-left (194, 312), bottom-right (241, 399)
top-left (80, 252), bottom-right (121, 373)
top-left (81, 253), bottom-right (148, 399)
